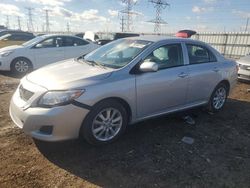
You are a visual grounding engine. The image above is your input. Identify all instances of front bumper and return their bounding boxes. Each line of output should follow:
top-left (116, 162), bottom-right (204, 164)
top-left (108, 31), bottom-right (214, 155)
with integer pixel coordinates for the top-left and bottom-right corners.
top-left (238, 68), bottom-right (250, 81)
top-left (0, 56), bottom-right (12, 71)
top-left (9, 95), bottom-right (90, 141)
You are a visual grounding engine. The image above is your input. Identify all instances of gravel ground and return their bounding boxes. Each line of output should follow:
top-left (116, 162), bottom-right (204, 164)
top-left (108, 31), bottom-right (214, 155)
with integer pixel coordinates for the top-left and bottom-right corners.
top-left (0, 72), bottom-right (250, 188)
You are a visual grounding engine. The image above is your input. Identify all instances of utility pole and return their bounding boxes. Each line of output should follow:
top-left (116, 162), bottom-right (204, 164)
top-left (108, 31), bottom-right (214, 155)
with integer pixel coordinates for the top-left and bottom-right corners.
top-left (119, 0), bottom-right (137, 32)
top-left (44, 9), bottom-right (51, 33)
top-left (6, 15), bottom-right (10, 29)
top-left (245, 17), bottom-right (249, 32)
top-left (25, 7), bottom-right (34, 32)
top-left (17, 16), bottom-right (21, 30)
top-left (148, 0), bottom-right (170, 33)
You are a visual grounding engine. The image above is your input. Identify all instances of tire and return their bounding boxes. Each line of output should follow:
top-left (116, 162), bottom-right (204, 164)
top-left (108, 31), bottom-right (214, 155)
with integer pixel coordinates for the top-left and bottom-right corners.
top-left (207, 83), bottom-right (228, 113)
top-left (80, 99), bottom-right (128, 145)
top-left (11, 57), bottom-right (33, 75)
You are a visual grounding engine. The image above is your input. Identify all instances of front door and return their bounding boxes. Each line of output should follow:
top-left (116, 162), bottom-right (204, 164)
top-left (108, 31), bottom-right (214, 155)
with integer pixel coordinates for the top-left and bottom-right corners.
top-left (32, 36), bottom-right (65, 68)
top-left (136, 43), bottom-right (189, 118)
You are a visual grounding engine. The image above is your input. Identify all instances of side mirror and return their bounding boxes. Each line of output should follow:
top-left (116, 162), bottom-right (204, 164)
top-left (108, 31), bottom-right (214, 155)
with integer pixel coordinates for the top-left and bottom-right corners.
top-left (139, 61), bottom-right (158, 72)
top-left (35, 43), bottom-right (43, 48)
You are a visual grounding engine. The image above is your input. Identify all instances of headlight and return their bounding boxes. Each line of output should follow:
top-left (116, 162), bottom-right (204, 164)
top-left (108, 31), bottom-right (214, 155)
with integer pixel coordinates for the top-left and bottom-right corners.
top-left (38, 90), bottom-right (85, 107)
top-left (0, 51), bottom-right (13, 57)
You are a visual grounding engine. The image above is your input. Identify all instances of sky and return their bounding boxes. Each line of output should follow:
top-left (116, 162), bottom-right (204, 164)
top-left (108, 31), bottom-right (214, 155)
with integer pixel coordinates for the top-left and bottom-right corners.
top-left (0, 0), bottom-right (250, 33)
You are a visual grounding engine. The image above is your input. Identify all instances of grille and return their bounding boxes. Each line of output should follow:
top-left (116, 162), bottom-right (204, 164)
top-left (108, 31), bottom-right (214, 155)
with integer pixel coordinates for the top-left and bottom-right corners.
top-left (19, 85), bottom-right (34, 101)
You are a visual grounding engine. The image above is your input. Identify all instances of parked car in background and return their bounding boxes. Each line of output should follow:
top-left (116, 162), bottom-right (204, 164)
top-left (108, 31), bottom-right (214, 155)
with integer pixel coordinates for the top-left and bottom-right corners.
top-left (0, 30), bottom-right (35, 48)
top-left (98, 32), bottom-right (140, 45)
top-left (236, 55), bottom-right (250, 81)
top-left (10, 36), bottom-right (237, 145)
top-left (0, 34), bottom-right (99, 74)
top-left (0, 30), bottom-right (34, 38)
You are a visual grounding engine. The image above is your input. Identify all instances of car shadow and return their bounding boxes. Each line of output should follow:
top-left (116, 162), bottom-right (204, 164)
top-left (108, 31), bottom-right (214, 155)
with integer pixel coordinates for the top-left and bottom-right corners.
top-left (34, 98), bottom-right (250, 187)
top-left (0, 71), bottom-right (24, 79)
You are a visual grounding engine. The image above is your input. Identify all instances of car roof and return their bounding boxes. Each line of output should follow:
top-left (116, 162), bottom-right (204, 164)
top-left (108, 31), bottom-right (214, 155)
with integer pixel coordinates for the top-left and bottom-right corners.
top-left (125, 35), bottom-right (200, 43)
top-left (41, 34), bottom-right (83, 38)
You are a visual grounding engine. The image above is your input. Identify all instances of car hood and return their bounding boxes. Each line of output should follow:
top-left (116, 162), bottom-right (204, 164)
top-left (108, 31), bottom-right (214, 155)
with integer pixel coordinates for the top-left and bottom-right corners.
top-left (237, 55), bottom-right (250, 65)
top-left (26, 58), bottom-right (114, 90)
top-left (0, 45), bottom-right (23, 52)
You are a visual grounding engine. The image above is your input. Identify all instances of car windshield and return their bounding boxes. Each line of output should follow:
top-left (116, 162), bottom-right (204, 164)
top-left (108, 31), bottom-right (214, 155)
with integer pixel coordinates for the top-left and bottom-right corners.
top-left (22, 36), bottom-right (42, 46)
top-left (83, 39), bottom-right (152, 69)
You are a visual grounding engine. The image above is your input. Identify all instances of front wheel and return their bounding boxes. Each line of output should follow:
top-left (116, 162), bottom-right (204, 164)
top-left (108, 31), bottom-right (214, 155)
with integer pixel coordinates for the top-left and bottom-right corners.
top-left (11, 58), bottom-right (33, 75)
top-left (208, 83), bottom-right (228, 113)
top-left (80, 100), bottom-right (128, 145)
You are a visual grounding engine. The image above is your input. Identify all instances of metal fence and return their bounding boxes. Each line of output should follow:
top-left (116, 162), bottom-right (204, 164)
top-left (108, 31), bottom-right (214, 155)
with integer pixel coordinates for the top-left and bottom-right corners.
top-left (192, 32), bottom-right (250, 59)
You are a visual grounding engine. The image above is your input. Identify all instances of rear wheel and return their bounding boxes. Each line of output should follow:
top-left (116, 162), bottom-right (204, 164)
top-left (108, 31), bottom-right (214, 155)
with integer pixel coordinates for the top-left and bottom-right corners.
top-left (80, 99), bottom-right (128, 145)
top-left (11, 58), bottom-right (33, 75)
top-left (208, 83), bottom-right (228, 112)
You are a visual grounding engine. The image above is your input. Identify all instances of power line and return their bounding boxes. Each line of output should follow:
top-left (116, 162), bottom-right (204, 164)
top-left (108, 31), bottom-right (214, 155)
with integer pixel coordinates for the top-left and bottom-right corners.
top-left (25, 7), bottom-right (34, 32)
top-left (148, 0), bottom-right (170, 33)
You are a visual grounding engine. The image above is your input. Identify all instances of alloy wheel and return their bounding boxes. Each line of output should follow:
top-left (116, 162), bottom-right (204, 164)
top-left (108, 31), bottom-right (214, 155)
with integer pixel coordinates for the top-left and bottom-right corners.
top-left (212, 87), bottom-right (226, 110)
top-left (92, 108), bottom-right (123, 141)
top-left (14, 60), bottom-right (29, 73)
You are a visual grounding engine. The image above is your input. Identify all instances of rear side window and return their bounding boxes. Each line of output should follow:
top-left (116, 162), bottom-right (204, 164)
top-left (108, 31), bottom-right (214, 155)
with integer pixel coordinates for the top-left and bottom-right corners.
top-left (73, 38), bottom-right (89, 46)
top-left (186, 44), bottom-right (217, 64)
top-left (63, 37), bottom-right (89, 47)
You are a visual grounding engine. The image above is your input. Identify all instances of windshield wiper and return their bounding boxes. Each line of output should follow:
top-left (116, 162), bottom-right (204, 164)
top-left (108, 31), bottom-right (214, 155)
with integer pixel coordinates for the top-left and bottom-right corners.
top-left (86, 60), bottom-right (107, 69)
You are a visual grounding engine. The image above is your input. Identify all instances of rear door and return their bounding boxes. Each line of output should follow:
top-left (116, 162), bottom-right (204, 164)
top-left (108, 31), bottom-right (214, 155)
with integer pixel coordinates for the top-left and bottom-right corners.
top-left (135, 43), bottom-right (189, 118)
top-left (62, 36), bottom-right (96, 59)
top-left (185, 43), bottom-right (222, 104)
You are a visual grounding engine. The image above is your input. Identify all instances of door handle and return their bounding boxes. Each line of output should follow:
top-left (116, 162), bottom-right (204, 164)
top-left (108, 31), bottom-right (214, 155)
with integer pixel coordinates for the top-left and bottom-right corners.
top-left (178, 72), bottom-right (188, 78)
top-left (213, 67), bottom-right (219, 72)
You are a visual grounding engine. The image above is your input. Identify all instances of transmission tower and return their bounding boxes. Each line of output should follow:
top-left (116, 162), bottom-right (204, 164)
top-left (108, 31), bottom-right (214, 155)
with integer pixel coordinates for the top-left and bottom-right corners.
top-left (44, 9), bottom-right (51, 32)
top-left (119, 0), bottom-right (137, 32)
top-left (148, 0), bottom-right (170, 33)
top-left (120, 15), bottom-right (125, 32)
top-left (17, 16), bottom-right (21, 30)
top-left (67, 22), bottom-right (70, 33)
top-left (6, 15), bottom-right (10, 29)
top-left (25, 7), bottom-right (34, 32)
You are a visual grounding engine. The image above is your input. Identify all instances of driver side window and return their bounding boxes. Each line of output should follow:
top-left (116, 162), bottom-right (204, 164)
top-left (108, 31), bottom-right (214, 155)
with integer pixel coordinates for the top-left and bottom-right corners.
top-left (35, 37), bottom-right (63, 48)
top-left (36, 38), bottom-right (54, 48)
top-left (144, 44), bottom-right (183, 69)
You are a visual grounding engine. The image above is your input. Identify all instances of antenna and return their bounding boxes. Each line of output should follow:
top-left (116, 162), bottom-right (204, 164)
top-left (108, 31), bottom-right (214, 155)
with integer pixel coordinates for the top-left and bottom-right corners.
top-left (44, 9), bottom-right (51, 33)
top-left (17, 16), bottom-right (21, 30)
top-left (119, 0), bottom-right (137, 32)
top-left (25, 7), bottom-right (34, 32)
top-left (148, 0), bottom-right (170, 33)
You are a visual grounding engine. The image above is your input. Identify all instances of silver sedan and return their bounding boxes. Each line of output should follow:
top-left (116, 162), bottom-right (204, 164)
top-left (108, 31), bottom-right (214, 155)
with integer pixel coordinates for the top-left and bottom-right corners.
top-left (10, 36), bottom-right (238, 145)
top-left (237, 55), bottom-right (250, 81)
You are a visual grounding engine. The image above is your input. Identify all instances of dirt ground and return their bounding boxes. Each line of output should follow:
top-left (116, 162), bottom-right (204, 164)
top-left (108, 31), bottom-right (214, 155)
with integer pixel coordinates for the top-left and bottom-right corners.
top-left (0, 72), bottom-right (250, 188)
